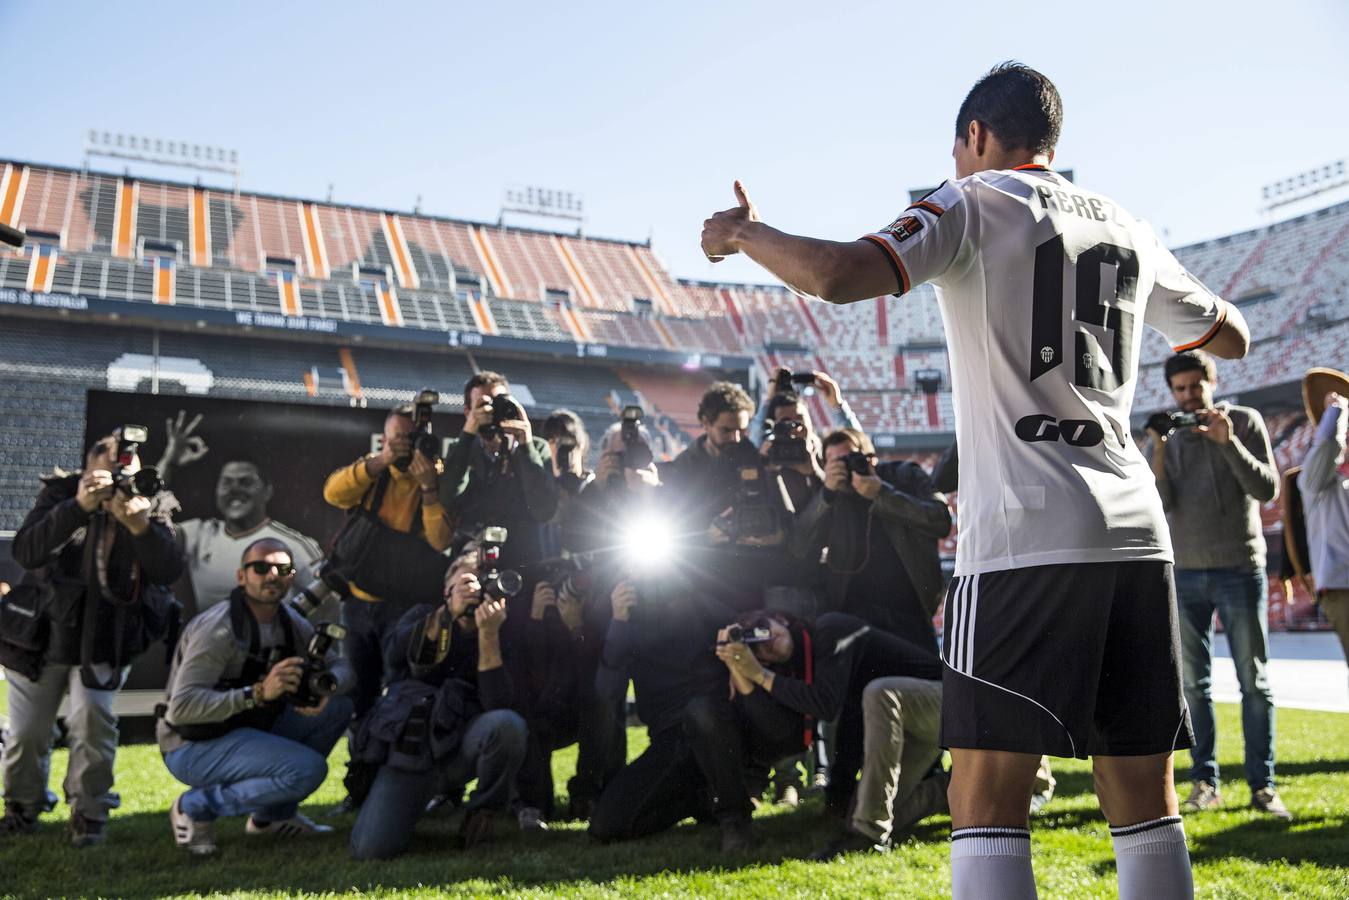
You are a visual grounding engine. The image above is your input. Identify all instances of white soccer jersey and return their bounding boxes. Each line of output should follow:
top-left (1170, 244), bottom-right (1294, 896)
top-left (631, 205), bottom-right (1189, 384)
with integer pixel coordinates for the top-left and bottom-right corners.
top-left (178, 517), bottom-right (325, 611)
top-left (864, 165), bottom-right (1228, 576)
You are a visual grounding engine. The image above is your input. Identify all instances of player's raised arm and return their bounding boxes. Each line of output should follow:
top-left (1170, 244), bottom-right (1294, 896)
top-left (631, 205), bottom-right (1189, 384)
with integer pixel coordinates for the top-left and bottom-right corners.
top-left (1203, 303), bottom-right (1251, 360)
top-left (700, 180), bottom-right (898, 304)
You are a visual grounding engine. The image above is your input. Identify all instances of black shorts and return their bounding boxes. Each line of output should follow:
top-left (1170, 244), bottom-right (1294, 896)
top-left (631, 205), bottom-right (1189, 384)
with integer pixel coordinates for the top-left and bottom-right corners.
top-left (940, 560), bottom-right (1193, 758)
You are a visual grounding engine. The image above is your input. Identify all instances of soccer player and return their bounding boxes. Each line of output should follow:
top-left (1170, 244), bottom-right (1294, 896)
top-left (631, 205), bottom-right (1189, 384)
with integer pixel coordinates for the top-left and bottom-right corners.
top-left (700, 62), bottom-right (1250, 900)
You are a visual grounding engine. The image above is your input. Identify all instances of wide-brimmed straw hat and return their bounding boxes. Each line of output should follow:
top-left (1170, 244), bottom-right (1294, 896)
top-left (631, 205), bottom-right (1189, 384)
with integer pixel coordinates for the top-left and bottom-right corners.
top-left (1302, 367), bottom-right (1349, 426)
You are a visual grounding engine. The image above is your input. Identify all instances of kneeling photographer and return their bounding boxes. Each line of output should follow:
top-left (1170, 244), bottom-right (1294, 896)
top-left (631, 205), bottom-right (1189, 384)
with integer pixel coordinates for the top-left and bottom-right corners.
top-left (348, 546), bottom-right (527, 860)
top-left (790, 429), bottom-right (950, 646)
top-left (158, 538), bottom-right (353, 855)
top-left (714, 610), bottom-right (944, 853)
top-left (1, 426), bottom-right (181, 846)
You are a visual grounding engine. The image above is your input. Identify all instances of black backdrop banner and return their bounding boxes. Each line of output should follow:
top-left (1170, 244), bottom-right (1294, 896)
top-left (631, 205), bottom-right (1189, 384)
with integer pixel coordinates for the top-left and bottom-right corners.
top-left (83, 389), bottom-right (465, 710)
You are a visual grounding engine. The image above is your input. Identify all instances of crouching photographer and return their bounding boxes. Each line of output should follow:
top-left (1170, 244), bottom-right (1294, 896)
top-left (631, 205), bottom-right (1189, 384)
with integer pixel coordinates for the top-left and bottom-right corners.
top-left (157, 538), bottom-right (354, 855)
top-left (714, 610), bottom-right (945, 856)
top-left (791, 429), bottom-right (950, 646)
top-left (1, 426), bottom-right (182, 846)
top-left (348, 546), bottom-right (526, 860)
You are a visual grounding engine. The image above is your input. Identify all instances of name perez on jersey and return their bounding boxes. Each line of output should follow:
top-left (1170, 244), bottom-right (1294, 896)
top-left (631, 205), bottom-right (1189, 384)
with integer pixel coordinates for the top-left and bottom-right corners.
top-left (1033, 184), bottom-right (1125, 226)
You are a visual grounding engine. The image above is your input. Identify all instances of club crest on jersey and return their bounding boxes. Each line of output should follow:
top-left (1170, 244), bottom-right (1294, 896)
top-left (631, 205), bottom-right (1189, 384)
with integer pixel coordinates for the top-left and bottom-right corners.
top-left (884, 215), bottom-right (923, 242)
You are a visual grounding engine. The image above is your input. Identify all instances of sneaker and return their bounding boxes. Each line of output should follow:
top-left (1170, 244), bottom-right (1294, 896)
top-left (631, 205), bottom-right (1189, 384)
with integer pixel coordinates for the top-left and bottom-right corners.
top-left (776, 785), bottom-right (801, 808)
top-left (719, 816), bottom-right (758, 853)
top-left (0, 806), bottom-right (38, 838)
top-left (460, 808), bottom-right (496, 849)
top-left (67, 811), bottom-right (106, 848)
top-left (245, 812), bottom-right (333, 837)
top-left (1251, 787), bottom-right (1292, 821)
top-left (516, 805), bottom-right (548, 832)
top-left (1181, 780), bottom-right (1221, 813)
top-left (808, 828), bottom-right (891, 861)
top-left (170, 794), bottom-right (217, 856)
top-left (1029, 786), bottom-right (1054, 815)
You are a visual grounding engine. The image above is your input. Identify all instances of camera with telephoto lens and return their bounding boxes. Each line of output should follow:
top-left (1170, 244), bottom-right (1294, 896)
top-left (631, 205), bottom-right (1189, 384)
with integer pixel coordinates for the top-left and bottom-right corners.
top-left (620, 405), bottom-right (654, 470)
top-left (286, 621), bottom-right (347, 708)
top-left (537, 552), bottom-right (596, 611)
top-left (476, 525), bottom-right (523, 601)
top-left (395, 389), bottom-right (441, 470)
top-left (289, 560), bottom-right (350, 619)
top-left (843, 450), bottom-right (872, 476)
top-left (111, 424), bottom-right (164, 497)
top-left (765, 417), bottom-right (811, 465)
top-left (1146, 411), bottom-right (1202, 435)
top-left (480, 394), bottom-right (527, 440)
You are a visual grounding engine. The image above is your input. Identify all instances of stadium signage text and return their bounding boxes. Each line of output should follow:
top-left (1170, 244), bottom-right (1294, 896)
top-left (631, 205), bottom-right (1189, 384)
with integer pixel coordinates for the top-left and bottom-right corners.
top-left (234, 311), bottom-right (339, 333)
top-left (0, 289), bottom-right (90, 311)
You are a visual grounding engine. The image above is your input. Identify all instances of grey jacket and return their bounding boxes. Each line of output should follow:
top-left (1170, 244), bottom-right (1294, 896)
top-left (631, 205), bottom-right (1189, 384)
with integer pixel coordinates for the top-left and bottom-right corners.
top-left (156, 596), bottom-right (353, 754)
top-left (789, 460), bottom-right (952, 619)
top-left (1154, 402), bottom-right (1278, 570)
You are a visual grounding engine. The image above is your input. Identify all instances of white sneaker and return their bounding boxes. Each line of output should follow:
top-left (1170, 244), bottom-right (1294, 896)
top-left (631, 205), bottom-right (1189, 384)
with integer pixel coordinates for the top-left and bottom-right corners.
top-left (170, 794), bottom-right (217, 856)
top-left (516, 806), bottom-right (548, 832)
top-left (245, 812), bottom-right (333, 837)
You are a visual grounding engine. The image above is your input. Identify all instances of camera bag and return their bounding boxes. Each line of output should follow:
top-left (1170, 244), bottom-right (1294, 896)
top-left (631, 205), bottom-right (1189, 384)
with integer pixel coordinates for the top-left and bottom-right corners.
top-left (329, 471), bottom-right (449, 602)
top-left (0, 579), bottom-right (52, 681)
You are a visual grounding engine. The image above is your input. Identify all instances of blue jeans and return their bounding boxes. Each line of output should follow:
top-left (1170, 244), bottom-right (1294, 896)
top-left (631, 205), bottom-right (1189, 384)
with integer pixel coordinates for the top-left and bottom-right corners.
top-left (1175, 565), bottom-right (1275, 790)
top-left (349, 708), bottom-right (527, 860)
top-left (164, 694), bottom-right (353, 822)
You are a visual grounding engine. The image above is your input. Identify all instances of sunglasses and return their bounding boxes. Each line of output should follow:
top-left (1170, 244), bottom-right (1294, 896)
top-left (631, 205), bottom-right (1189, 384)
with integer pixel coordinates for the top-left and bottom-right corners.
top-left (244, 561), bottom-right (295, 577)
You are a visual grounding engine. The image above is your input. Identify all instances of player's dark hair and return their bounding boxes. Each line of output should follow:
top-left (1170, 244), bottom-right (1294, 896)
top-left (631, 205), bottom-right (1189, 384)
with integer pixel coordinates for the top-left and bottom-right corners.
top-left (955, 62), bottom-right (1062, 156)
top-left (1164, 350), bottom-right (1217, 387)
top-left (219, 457), bottom-right (271, 486)
top-left (698, 381), bottom-right (754, 424)
top-left (462, 370), bottom-right (509, 411)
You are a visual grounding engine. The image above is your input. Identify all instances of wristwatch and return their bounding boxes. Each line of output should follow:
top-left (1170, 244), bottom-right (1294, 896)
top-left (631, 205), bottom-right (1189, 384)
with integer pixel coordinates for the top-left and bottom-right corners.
top-left (242, 685), bottom-right (257, 710)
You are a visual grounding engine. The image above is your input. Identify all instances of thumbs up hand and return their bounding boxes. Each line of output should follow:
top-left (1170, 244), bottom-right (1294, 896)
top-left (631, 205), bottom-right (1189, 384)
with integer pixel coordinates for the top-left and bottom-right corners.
top-left (701, 180), bottom-right (760, 262)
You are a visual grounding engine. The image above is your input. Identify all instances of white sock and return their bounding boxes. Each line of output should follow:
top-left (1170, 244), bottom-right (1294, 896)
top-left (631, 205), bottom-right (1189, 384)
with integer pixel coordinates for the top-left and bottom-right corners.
top-left (1110, 815), bottom-right (1193, 900)
top-left (951, 826), bottom-right (1036, 900)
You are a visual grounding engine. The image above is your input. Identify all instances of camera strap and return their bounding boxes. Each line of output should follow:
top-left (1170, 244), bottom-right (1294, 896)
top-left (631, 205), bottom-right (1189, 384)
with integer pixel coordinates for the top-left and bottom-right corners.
top-left (79, 513), bottom-right (142, 690)
top-left (800, 626), bottom-right (815, 750)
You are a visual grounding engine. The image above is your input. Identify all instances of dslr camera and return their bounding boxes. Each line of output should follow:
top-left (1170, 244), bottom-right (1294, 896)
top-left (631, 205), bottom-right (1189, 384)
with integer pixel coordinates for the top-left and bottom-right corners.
top-left (395, 389), bottom-right (441, 470)
top-left (1146, 411), bottom-right (1202, 435)
top-left (764, 417), bottom-right (810, 465)
top-left (774, 368), bottom-right (816, 395)
top-left (477, 525), bottom-right (523, 601)
top-left (843, 450), bottom-right (872, 476)
top-left (721, 440), bottom-right (780, 540)
top-left (112, 424), bottom-right (164, 497)
top-left (620, 405), bottom-right (654, 470)
top-left (716, 618), bottom-right (773, 647)
top-left (289, 560), bottom-right (351, 619)
top-left (480, 394), bottom-right (527, 440)
top-left (286, 621), bottom-right (347, 708)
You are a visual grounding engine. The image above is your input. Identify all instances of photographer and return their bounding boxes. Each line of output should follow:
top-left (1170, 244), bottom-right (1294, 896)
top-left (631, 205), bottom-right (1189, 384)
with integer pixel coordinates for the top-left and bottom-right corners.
top-left (0, 429), bottom-right (182, 846)
top-left (1297, 375), bottom-right (1349, 672)
top-left (1146, 350), bottom-right (1285, 818)
top-left (749, 367), bottom-right (861, 451)
top-left (714, 611), bottom-right (943, 854)
top-left (588, 573), bottom-right (748, 850)
top-left (322, 403), bottom-right (454, 805)
top-left (439, 372), bottom-right (560, 572)
top-left (158, 539), bottom-right (354, 855)
top-left (348, 547), bottom-right (527, 860)
top-left (662, 381), bottom-right (787, 612)
top-left (791, 429), bottom-right (950, 646)
top-left (539, 409), bottom-right (593, 564)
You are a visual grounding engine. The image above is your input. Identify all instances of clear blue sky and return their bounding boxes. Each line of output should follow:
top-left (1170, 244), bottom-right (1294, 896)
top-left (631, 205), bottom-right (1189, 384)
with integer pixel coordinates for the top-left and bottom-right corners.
top-left (2, 1), bottom-right (1346, 286)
